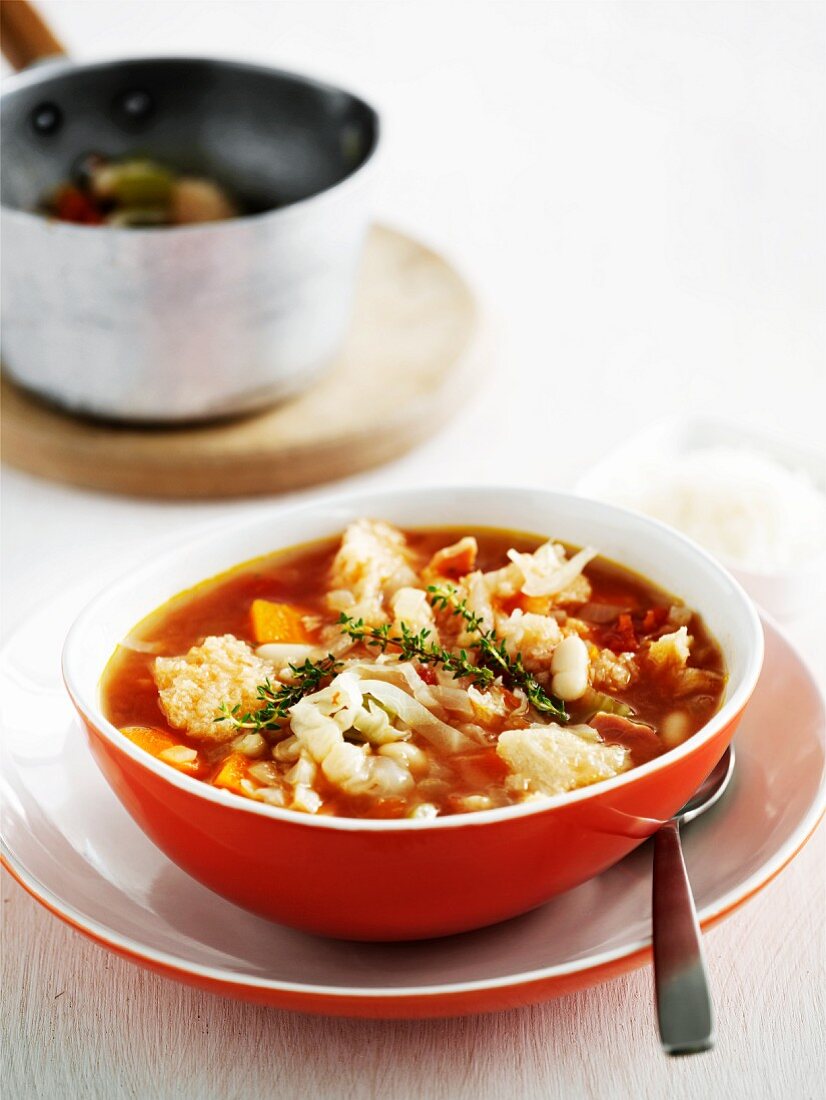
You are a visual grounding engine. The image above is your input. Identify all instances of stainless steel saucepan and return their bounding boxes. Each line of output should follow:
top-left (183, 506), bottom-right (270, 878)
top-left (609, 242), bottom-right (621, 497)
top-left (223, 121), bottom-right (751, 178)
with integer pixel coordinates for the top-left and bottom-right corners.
top-left (0, 1), bottom-right (379, 422)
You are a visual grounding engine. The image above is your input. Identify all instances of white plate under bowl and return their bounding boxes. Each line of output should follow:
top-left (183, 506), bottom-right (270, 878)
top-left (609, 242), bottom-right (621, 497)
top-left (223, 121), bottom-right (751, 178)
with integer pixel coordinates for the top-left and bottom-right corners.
top-left (1, 588), bottom-right (823, 1017)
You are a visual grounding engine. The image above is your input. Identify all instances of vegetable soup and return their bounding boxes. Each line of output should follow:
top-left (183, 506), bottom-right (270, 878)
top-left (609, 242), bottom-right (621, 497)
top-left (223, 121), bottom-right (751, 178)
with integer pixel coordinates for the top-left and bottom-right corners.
top-left (41, 154), bottom-right (239, 227)
top-left (102, 521), bottom-right (726, 819)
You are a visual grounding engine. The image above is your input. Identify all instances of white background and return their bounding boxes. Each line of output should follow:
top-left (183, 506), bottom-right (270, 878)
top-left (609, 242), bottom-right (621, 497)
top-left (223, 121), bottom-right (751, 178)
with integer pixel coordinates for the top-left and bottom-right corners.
top-left (2, 3), bottom-right (824, 1098)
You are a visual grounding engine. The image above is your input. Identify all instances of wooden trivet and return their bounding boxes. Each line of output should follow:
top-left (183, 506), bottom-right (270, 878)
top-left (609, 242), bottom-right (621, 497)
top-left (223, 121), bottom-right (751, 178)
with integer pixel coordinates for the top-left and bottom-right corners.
top-left (1, 225), bottom-right (482, 498)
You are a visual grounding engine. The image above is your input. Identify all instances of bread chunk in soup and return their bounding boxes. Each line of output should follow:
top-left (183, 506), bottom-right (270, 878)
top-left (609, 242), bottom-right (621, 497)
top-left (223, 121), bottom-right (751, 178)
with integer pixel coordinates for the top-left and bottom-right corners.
top-left (101, 521), bottom-right (726, 818)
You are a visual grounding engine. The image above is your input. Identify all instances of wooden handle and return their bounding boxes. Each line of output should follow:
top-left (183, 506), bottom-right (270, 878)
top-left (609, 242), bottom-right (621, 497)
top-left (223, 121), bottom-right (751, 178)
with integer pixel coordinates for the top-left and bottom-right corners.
top-left (1, 0), bottom-right (66, 70)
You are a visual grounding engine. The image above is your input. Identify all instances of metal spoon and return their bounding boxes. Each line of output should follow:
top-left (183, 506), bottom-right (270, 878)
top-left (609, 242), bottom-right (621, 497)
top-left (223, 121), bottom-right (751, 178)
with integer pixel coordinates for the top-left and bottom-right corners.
top-left (652, 745), bottom-right (736, 1056)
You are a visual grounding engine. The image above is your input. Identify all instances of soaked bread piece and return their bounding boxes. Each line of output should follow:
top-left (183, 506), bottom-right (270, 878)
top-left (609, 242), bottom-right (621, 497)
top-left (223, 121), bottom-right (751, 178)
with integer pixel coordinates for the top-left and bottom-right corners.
top-left (154, 635), bottom-right (270, 741)
top-left (497, 724), bottom-right (629, 796)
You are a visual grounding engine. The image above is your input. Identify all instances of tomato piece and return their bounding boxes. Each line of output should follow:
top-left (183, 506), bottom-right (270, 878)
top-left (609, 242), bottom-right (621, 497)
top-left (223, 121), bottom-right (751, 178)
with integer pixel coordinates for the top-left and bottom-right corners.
top-left (603, 612), bottom-right (638, 653)
top-left (641, 606), bottom-right (670, 634)
top-left (416, 665), bottom-right (438, 685)
top-left (53, 185), bottom-right (104, 225)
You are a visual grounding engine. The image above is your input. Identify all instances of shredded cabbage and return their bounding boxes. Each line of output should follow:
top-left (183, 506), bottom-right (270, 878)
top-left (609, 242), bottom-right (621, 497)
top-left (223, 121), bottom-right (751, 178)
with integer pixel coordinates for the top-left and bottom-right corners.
top-left (428, 685), bottom-right (475, 716)
top-left (353, 699), bottom-right (409, 744)
top-left (507, 543), bottom-right (597, 598)
top-left (354, 679), bottom-right (478, 752)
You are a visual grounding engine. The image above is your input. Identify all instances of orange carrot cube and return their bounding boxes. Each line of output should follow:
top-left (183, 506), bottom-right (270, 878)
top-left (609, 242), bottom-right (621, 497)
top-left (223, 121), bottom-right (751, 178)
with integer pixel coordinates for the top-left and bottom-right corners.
top-left (250, 599), bottom-right (312, 644)
top-left (212, 752), bottom-right (252, 795)
top-left (520, 594), bottom-right (552, 615)
top-left (120, 726), bottom-right (200, 774)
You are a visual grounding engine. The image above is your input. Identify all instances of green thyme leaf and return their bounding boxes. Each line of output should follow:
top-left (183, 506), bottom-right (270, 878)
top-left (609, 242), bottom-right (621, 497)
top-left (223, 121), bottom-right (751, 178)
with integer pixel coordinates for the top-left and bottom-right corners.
top-left (338, 612), bottom-right (495, 690)
top-left (214, 654), bottom-right (343, 733)
top-left (426, 584), bottom-right (567, 721)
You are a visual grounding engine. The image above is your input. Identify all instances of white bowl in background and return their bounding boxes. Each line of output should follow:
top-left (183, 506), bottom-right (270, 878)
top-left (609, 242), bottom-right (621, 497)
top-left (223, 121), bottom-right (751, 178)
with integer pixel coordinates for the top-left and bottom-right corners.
top-left (575, 415), bottom-right (826, 621)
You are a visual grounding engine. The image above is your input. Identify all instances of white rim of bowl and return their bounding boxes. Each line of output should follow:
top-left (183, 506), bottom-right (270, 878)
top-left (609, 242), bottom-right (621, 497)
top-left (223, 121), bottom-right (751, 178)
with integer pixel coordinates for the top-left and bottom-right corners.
top-left (62, 485), bottom-right (765, 834)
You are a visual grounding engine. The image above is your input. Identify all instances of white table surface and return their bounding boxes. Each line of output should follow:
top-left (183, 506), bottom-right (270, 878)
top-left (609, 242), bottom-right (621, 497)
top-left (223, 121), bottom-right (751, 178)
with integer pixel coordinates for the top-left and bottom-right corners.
top-left (2, 3), bottom-right (824, 1097)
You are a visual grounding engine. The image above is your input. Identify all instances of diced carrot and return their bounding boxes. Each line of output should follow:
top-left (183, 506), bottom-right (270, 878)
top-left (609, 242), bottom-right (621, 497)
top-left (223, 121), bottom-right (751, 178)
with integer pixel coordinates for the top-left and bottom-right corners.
top-left (121, 724), bottom-right (176, 756)
top-left (498, 592), bottom-right (552, 616)
top-left (520, 594), bottom-right (552, 615)
top-left (120, 726), bottom-right (200, 774)
top-left (212, 752), bottom-right (251, 795)
top-left (250, 599), bottom-right (312, 644)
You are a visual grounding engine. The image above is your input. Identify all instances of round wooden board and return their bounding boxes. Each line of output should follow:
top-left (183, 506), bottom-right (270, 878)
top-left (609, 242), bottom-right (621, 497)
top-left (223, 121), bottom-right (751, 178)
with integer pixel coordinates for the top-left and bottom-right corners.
top-left (1, 225), bottom-right (481, 499)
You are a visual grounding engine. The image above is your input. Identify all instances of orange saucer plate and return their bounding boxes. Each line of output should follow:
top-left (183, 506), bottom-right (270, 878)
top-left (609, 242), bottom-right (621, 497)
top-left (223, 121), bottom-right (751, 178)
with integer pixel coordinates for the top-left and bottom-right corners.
top-left (1, 598), bottom-right (823, 1018)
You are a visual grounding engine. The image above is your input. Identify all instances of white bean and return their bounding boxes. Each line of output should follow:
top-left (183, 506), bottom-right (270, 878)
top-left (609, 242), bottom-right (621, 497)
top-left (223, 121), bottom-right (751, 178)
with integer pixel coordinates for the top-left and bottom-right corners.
top-left (551, 634), bottom-right (590, 701)
top-left (292, 784), bottom-right (322, 814)
top-left (233, 732), bottom-right (267, 758)
top-left (661, 711), bottom-right (691, 747)
top-left (456, 795), bottom-right (493, 813)
top-left (272, 736), bottom-right (300, 762)
top-left (409, 803), bottom-right (439, 819)
top-left (158, 745), bottom-right (197, 766)
top-left (378, 741), bottom-right (429, 776)
top-left (255, 643), bottom-right (315, 664)
top-left (256, 786), bottom-right (286, 807)
top-left (363, 756), bottom-right (414, 796)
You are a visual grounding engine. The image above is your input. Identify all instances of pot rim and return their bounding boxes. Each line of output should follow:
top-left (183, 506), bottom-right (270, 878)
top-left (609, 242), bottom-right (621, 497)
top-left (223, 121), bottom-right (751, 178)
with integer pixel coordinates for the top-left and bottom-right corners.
top-left (0, 54), bottom-right (380, 233)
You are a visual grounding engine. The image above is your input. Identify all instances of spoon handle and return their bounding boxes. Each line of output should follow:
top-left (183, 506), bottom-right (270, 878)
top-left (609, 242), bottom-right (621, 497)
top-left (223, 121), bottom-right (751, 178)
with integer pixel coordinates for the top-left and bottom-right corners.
top-left (652, 819), bottom-right (714, 1055)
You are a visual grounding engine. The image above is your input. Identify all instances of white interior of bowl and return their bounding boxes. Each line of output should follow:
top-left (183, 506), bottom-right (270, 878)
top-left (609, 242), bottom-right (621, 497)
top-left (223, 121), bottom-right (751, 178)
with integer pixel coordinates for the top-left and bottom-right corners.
top-left (62, 486), bottom-right (764, 830)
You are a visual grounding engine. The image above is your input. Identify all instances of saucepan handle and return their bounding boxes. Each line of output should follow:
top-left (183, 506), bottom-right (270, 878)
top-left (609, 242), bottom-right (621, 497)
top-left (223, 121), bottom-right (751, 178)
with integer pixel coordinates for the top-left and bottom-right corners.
top-left (1, 0), bottom-right (66, 71)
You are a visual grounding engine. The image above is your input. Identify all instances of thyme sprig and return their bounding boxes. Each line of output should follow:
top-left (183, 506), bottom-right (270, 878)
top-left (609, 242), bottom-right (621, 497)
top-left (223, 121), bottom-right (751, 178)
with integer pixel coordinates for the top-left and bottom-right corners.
top-left (427, 584), bottom-right (568, 721)
top-left (215, 654), bottom-right (343, 732)
top-left (337, 614), bottom-right (496, 690)
top-left (341, 586), bottom-right (567, 722)
top-left (216, 583), bottom-right (567, 732)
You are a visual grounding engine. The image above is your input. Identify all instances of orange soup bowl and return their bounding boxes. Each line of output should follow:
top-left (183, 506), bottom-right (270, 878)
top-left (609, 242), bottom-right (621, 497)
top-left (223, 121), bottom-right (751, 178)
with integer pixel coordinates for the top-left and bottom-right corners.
top-left (62, 488), bottom-right (764, 941)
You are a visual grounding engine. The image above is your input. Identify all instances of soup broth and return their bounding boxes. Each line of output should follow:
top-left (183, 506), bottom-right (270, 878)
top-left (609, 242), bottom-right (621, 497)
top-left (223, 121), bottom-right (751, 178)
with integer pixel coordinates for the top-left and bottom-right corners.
top-left (102, 524), bottom-right (726, 819)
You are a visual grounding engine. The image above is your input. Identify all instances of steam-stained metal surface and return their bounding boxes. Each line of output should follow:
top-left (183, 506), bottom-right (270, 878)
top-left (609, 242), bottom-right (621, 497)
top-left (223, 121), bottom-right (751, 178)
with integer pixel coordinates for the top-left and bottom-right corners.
top-left (1, 58), bottom-right (379, 421)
